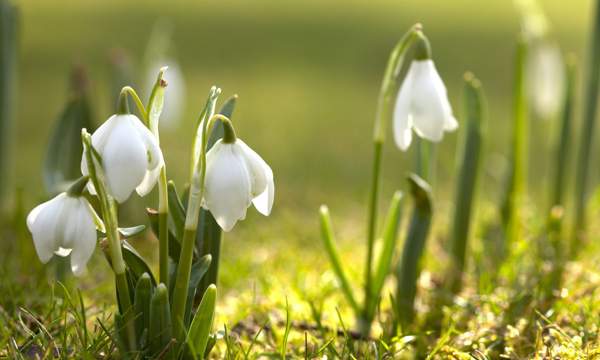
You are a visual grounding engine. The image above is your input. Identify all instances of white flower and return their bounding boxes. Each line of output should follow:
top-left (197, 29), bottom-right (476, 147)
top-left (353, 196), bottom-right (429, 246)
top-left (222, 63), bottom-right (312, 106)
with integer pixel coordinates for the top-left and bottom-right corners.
top-left (202, 139), bottom-right (274, 231)
top-left (81, 114), bottom-right (164, 203)
top-left (527, 42), bottom-right (565, 119)
top-left (27, 193), bottom-right (103, 276)
top-left (393, 59), bottom-right (458, 151)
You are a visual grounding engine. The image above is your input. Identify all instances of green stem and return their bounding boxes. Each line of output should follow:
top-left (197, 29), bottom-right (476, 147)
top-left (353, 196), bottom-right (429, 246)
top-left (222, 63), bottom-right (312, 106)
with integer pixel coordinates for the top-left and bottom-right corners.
top-left (504, 35), bottom-right (528, 250)
top-left (573, 0), bottom-right (600, 255)
top-left (363, 140), bottom-right (382, 326)
top-left (81, 131), bottom-right (135, 349)
top-left (158, 167), bottom-right (169, 287)
top-left (551, 58), bottom-right (576, 208)
top-left (120, 86), bottom-right (148, 123)
top-left (362, 24), bottom-right (423, 335)
top-left (172, 112), bottom-right (227, 340)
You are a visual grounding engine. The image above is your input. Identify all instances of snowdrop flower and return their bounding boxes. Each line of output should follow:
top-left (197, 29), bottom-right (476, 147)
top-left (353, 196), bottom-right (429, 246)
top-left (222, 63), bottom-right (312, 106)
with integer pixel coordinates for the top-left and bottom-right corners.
top-left (393, 35), bottom-right (457, 151)
top-left (527, 41), bottom-right (565, 119)
top-left (27, 177), bottom-right (103, 276)
top-left (81, 113), bottom-right (164, 203)
top-left (202, 136), bottom-right (274, 232)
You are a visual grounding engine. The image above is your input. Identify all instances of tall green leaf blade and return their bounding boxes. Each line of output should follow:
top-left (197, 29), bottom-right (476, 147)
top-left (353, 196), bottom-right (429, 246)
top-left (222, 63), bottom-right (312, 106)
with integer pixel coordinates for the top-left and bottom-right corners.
top-left (43, 68), bottom-right (94, 194)
top-left (184, 255), bottom-right (212, 327)
top-left (395, 174), bottom-right (432, 330)
top-left (148, 208), bottom-right (184, 261)
top-left (319, 205), bottom-right (360, 315)
top-left (367, 191), bottom-right (404, 321)
top-left (186, 284), bottom-right (217, 360)
top-left (448, 73), bottom-right (485, 293)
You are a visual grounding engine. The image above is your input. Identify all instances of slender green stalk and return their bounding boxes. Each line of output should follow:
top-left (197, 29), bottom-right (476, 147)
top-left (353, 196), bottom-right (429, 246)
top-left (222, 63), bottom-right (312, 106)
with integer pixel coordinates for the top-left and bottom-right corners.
top-left (448, 73), bottom-right (485, 293)
top-left (503, 35), bottom-right (528, 249)
top-left (319, 205), bottom-right (360, 314)
top-left (573, 0), bottom-right (600, 255)
top-left (82, 130), bottom-right (135, 350)
top-left (552, 57), bottom-right (576, 208)
top-left (172, 110), bottom-right (233, 341)
top-left (364, 24), bottom-right (423, 334)
top-left (395, 174), bottom-right (432, 330)
top-left (158, 168), bottom-right (169, 286)
top-left (414, 138), bottom-right (435, 182)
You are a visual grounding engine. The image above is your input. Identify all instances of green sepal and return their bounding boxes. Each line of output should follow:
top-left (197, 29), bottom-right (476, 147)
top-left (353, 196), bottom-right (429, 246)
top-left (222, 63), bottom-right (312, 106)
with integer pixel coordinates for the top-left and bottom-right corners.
top-left (186, 284), bottom-right (217, 360)
top-left (149, 284), bottom-right (173, 358)
top-left (184, 255), bottom-right (212, 327)
top-left (134, 273), bottom-right (153, 341)
top-left (395, 174), bottom-right (433, 329)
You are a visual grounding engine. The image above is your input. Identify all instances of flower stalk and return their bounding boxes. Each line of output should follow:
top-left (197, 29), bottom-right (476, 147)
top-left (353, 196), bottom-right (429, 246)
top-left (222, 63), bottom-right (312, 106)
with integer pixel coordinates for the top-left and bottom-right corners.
top-left (171, 90), bottom-right (228, 340)
top-left (363, 23), bottom-right (425, 335)
top-left (81, 129), bottom-right (136, 349)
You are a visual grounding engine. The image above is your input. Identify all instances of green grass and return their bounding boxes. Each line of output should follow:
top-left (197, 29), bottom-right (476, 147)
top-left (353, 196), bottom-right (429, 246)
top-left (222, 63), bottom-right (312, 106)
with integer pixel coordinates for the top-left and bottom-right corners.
top-left (3, 0), bottom-right (600, 358)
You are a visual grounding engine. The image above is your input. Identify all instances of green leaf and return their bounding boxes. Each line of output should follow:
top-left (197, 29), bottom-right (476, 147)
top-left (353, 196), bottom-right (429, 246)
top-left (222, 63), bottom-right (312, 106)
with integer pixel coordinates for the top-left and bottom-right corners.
top-left (167, 180), bottom-right (186, 240)
top-left (368, 191), bottom-right (404, 320)
top-left (43, 69), bottom-right (94, 194)
top-left (184, 255), bottom-right (212, 327)
top-left (195, 209), bottom-right (221, 302)
top-left (318, 205), bottom-right (360, 315)
top-left (122, 240), bottom-right (157, 287)
top-left (186, 284), bottom-right (217, 360)
top-left (148, 284), bottom-right (173, 358)
top-left (448, 73), bottom-right (485, 293)
top-left (119, 225), bottom-right (146, 239)
top-left (133, 273), bottom-right (153, 339)
top-left (148, 208), bottom-right (184, 261)
top-left (395, 174), bottom-right (432, 329)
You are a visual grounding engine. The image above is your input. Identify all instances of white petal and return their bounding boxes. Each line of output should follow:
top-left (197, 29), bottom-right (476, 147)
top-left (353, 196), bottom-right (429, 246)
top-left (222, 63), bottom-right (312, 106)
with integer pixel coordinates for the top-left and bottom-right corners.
top-left (66, 199), bottom-right (98, 276)
top-left (236, 140), bottom-right (268, 197)
top-left (393, 68), bottom-right (414, 151)
top-left (203, 141), bottom-right (253, 231)
top-left (136, 166), bottom-right (162, 197)
top-left (26, 194), bottom-right (67, 263)
top-left (101, 116), bottom-right (148, 203)
top-left (408, 60), bottom-right (451, 142)
top-left (236, 140), bottom-right (275, 216)
top-left (527, 42), bottom-right (565, 119)
top-left (129, 115), bottom-right (164, 171)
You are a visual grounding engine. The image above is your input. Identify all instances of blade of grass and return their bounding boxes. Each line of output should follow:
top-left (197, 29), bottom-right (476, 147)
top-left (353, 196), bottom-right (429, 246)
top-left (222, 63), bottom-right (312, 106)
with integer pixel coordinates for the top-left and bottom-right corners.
top-left (319, 205), bottom-right (360, 315)
top-left (365, 191), bottom-right (404, 327)
top-left (501, 34), bottom-right (528, 257)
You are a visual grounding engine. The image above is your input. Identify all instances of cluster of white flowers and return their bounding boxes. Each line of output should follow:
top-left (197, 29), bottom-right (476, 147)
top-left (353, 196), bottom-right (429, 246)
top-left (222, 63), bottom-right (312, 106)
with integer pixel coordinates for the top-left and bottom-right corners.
top-left (27, 95), bottom-right (274, 275)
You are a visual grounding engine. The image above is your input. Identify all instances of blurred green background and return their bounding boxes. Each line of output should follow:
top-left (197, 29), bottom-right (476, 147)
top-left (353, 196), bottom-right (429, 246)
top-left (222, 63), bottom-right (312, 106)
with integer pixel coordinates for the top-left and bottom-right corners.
top-left (11, 0), bottom-right (594, 288)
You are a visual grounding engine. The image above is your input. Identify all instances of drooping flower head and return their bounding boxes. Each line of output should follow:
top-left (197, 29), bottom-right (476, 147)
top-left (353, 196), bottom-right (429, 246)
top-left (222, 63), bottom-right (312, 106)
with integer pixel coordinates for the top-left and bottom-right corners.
top-left (81, 109), bottom-right (164, 203)
top-left (202, 123), bottom-right (274, 231)
top-left (393, 31), bottom-right (458, 151)
top-left (26, 177), bottom-right (104, 276)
